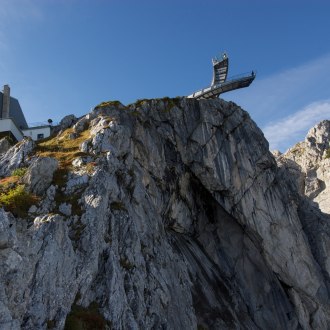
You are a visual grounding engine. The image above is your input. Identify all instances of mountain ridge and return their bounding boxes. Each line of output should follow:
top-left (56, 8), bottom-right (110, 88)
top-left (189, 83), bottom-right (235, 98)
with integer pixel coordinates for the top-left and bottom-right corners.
top-left (0, 97), bottom-right (329, 329)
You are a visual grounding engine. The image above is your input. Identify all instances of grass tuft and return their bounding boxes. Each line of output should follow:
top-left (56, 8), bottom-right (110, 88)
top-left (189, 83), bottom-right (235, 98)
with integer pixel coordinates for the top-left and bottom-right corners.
top-left (64, 302), bottom-right (110, 330)
top-left (35, 128), bottom-right (91, 168)
top-left (110, 201), bottom-right (126, 211)
top-left (11, 167), bottom-right (28, 177)
top-left (0, 185), bottom-right (39, 217)
top-left (96, 100), bottom-right (125, 109)
top-left (0, 175), bottom-right (20, 188)
top-left (325, 148), bottom-right (330, 159)
top-left (120, 257), bottom-right (134, 270)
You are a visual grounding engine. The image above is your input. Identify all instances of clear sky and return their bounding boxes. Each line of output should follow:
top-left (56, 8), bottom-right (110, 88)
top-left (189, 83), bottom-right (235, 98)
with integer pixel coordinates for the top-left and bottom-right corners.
top-left (1, 0), bottom-right (330, 152)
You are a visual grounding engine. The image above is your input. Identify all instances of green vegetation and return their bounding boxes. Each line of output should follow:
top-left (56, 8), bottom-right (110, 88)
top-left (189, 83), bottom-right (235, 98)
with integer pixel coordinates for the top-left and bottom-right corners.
top-left (135, 99), bottom-right (149, 107)
top-left (119, 257), bottom-right (134, 270)
top-left (11, 167), bottom-right (28, 177)
top-left (52, 168), bottom-right (70, 187)
top-left (86, 162), bottom-right (97, 174)
top-left (290, 142), bottom-right (305, 157)
top-left (46, 320), bottom-right (56, 329)
top-left (64, 302), bottom-right (110, 330)
top-left (0, 167), bottom-right (38, 217)
top-left (0, 185), bottom-right (39, 217)
top-left (35, 127), bottom-right (91, 186)
top-left (197, 325), bottom-right (207, 330)
top-left (96, 100), bottom-right (125, 109)
top-left (110, 201), bottom-right (126, 211)
top-left (34, 127), bottom-right (93, 216)
top-left (162, 96), bottom-right (181, 111)
top-left (129, 110), bottom-right (141, 116)
top-left (70, 218), bottom-right (86, 239)
top-left (133, 97), bottom-right (181, 110)
top-left (0, 175), bottom-right (20, 190)
top-left (325, 148), bottom-right (330, 159)
top-left (35, 128), bottom-right (91, 168)
top-left (56, 191), bottom-right (83, 217)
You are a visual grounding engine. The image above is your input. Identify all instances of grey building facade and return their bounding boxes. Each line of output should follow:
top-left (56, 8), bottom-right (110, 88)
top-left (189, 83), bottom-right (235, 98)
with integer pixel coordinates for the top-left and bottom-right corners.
top-left (0, 85), bottom-right (28, 129)
top-left (0, 85), bottom-right (52, 142)
top-left (0, 85), bottom-right (28, 142)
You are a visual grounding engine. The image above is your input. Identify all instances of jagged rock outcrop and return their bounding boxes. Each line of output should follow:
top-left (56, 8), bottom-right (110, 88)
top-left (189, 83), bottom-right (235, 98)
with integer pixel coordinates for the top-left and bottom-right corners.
top-left (0, 138), bottom-right (35, 177)
top-left (0, 98), bottom-right (330, 329)
top-left (278, 120), bottom-right (330, 214)
top-left (0, 137), bottom-right (12, 154)
top-left (22, 157), bottom-right (58, 195)
top-left (59, 114), bottom-right (78, 130)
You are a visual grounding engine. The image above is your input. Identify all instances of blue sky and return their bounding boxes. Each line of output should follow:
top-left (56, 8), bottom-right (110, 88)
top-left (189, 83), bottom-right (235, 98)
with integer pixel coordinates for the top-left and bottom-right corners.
top-left (1, 0), bottom-right (330, 151)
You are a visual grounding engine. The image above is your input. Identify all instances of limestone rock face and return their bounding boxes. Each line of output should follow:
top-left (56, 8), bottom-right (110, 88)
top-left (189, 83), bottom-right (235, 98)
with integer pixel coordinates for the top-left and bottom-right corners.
top-left (279, 120), bottom-right (330, 214)
top-left (0, 138), bottom-right (35, 177)
top-left (22, 157), bottom-right (58, 195)
top-left (0, 137), bottom-right (11, 154)
top-left (0, 99), bottom-right (329, 329)
top-left (59, 114), bottom-right (78, 130)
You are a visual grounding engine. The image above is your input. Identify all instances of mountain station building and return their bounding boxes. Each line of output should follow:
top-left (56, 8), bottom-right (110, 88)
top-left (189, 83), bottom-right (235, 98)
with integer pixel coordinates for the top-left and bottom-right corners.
top-left (0, 85), bottom-right (51, 142)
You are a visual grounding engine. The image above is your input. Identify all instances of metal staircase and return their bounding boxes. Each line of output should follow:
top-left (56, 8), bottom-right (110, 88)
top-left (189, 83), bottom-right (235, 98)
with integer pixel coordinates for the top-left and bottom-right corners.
top-left (187, 53), bottom-right (256, 100)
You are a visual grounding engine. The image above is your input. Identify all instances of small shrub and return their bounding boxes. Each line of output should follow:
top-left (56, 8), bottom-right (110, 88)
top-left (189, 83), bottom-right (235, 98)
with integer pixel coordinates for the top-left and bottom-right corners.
top-left (71, 220), bottom-right (86, 241)
top-left (0, 185), bottom-right (39, 217)
top-left (52, 168), bottom-right (70, 187)
top-left (11, 167), bottom-right (28, 177)
top-left (325, 148), bottom-right (330, 159)
top-left (35, 128), bottom-right (91, 168)
top-left (55, 187), bottom-right (84, 217)
top-left (64, 302), bottom-right (110, 330)
top-left (46, 320), bottom-right (56, 329)
top-left (86, 162), bottom-right (97, 174)
top-left (120, 258), bottom-right (134, 270)
top-left (135, 99), bottom-right (149, 107)
top-left (160, 97), bottom-right (181, 112)
top-left (110, 201), bottom-right (126, 211)
top-left (96, 100), bottom-right (123, 108)
top-left (197, 325), bottom-right (207, 330)
top-left (130, 110), bottom-right (141, 116)
top-left (0, 175), bottom-right (20, 189)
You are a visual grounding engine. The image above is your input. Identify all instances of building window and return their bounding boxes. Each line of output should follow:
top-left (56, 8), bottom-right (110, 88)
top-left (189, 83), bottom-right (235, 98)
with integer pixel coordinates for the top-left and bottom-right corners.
top-left (37, 133), bottom-right (44, 140)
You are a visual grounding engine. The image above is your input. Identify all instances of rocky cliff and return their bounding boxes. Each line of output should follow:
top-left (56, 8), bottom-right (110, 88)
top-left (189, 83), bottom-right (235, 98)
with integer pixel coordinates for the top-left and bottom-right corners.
top-left (0, 98), bottom-right (330, 330)
top-left (275, 120), bottom-right (330, 215)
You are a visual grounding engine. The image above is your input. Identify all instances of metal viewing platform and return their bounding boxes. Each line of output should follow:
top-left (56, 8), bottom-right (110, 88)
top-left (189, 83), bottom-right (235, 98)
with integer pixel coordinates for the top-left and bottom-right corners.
top-left (187, 52), bottom-right (256, 100)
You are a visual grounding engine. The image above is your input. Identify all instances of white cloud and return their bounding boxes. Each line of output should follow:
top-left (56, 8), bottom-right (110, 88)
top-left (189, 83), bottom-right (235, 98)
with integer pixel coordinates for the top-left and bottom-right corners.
top-left (262, 100), bottom-right (330, 151)
top-left (227, 53), bottom-right (330, 124)
top-left (224, 53), bottom-right (330, 152)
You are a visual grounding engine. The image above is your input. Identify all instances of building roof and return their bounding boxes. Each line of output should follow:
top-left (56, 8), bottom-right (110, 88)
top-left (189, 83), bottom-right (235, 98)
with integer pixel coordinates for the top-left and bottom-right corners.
top-left (0, 91), bottom-right (28, 129)
top-left (22, 125), bottom-right (51, 130)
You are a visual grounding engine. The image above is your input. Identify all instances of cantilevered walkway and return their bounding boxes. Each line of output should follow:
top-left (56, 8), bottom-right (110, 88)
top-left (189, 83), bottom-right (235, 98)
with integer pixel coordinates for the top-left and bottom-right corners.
top-left (187, 53), bottom-right (256, 100)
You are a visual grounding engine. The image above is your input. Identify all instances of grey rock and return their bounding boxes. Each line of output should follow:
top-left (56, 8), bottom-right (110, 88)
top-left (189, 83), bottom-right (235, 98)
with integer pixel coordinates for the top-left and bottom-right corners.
top-left (315, 159), bottom-right (330, 214)
top-left (0, 209), bottom-right (16, 249)
top-left (65, 173), bottom-right (89, 194)
top-left (28, 205), bottom-right (38, 214)
top-left (0, 138), bottom-right (35, 177)
top-left (280, 120), bottom-right (330, 214)
top-left (73, 116), bottom-right (91, 133)
top-left (37, 185), bottom-right (57, 214)
top-left (72, 156), bottom-right (94, 169)
top-left (59, 203), bottom-right (72, 216)
top-left (22, 157), bottom-right (58, 195)
top-left (0, 99), bottom-right (329, 329)
top-left (0, 137), bottom-right (11, 154)
top-left (59, 114), bottom-right (77, 130)
top-left (72, 157), bottom-right (84, 167)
